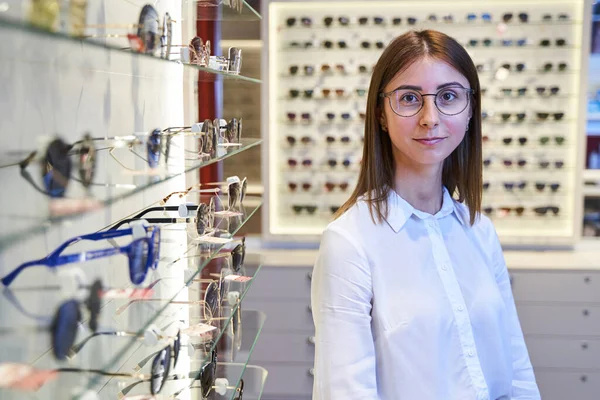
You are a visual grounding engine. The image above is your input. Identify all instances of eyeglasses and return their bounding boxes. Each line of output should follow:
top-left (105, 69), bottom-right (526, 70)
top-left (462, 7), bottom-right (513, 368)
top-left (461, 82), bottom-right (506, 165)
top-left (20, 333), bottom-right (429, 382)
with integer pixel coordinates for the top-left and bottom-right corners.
top-left (286, 112), bottom-right (312, 122)
top-left (1, 225), bottom-right (160, 287)
top-left (286, 17), bottom-right (312, 27)
top-left (286, 135), bottom-right (313, 146)
top-left (535, 86), bottom-right (560, 96)
top-left (466, 13), bottom-right (492, 22)
top-left (226, 176), bottom-right (248, 210)
top-left (501, 63), bottom-right (526, 72)
top-left (542, 62), bottom-right (568, 72)
top-left (292, 205), bottom-right (317, 215)
top-left (503, 181), bottom-right (528, 191)
top-left (468, 38), bottom-right (492, 47)
top-left (539, 136), bottom-right (566, 145)
top-left (543, 13), bottom-right (570, 21)
top-left (320, 64), bottom-right (346, 74)
top-left (287, 158), bottom-right (313, 167)
top-left (502, 137), bottom-right (528, 146)
top-left (188, 39), bottom-right (242, 75)
top-left (327, 158), bottom-right (352, 168)
top-left (358, 65), bottom-right (372, 74)
top-left (355, 88), bottom-right (367, 97)
top-left (13, 133), bottom-right (98, 198)
top-left (324, 182), bottom-right (350, 192)
top-left (290, 40), bottom-right (313, 48)
top-left (533, 206), bottom-right (560, 216)
top-left (535, 182), bottom-right (561, 192)
top-left (407, 17), bottom-right (418, 25)
top-left (502, 12), bottom-right (529, 23)
top-left (540, 38), bottom-right (567, 47)
top-left (499, 113), bottom-right (527, 122)
top-left (326, 135), bottom-right (351, 144)
top-left (536, 112), bottom-right (565, 121)
top-left (288, 182), bottom-right (312, 192)
top-left (321, 40), bottom-right (348, 49)
top-left (358, 16), bottom-right (385, 25)
top-left (288, 65), bottom-right (314, 76)
top-left (380, 85), bottom-right (474, 118)
top-left (360, 40), bottom-right (385, 49)
top-left (325, 112), bottom-right (352, 121)
top-left (500, 87), bottom-right (528, 96)
top-left (538, 160), bottom-right (565, 169)
top-left (502, 159), bottom-right (528, 167)
top-left (321, 88), bottom-right (346, 98)
top-left (289, 89), bottom-right (314, 99)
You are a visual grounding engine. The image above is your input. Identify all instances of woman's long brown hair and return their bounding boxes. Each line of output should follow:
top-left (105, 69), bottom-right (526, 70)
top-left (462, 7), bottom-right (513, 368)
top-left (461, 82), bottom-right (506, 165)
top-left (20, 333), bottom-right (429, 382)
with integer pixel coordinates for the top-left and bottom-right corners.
top-left (334, 30), bottom-right (483, 226)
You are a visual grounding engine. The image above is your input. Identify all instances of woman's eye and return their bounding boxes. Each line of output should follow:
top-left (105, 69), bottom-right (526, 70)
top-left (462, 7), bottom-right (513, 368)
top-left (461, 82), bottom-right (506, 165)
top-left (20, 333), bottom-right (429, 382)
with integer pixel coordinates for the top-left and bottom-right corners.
top-left (440, 91), bottom-right (457, 101)
top-left (400, 93), bottom-right (419, 103)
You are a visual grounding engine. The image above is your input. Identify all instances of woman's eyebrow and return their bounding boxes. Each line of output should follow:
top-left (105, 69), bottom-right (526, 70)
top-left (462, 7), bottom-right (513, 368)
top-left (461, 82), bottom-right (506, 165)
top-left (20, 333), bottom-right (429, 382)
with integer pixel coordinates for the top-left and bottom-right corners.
top-left (391, 82), bottom-right (467, 92)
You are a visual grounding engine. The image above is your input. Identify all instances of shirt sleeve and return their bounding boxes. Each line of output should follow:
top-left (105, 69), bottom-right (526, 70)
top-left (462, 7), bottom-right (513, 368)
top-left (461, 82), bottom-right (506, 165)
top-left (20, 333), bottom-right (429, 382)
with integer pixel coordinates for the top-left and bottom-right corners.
top-left (311, 226), bottom-right (379, 400)
top-left (489, 226), bottom-right (541, 400)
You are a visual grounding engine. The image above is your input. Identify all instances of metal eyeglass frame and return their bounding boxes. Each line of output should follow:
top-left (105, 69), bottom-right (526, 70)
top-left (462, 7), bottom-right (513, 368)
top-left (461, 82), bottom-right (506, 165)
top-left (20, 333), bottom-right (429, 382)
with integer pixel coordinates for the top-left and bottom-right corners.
top-left (379, 86), bottom-right (475, 118)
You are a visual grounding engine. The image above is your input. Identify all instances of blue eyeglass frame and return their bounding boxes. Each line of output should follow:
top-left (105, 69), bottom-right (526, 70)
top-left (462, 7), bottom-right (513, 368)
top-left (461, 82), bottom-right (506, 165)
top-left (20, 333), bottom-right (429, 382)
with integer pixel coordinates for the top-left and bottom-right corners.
top-left (1, 226), bottom-right (160, 287)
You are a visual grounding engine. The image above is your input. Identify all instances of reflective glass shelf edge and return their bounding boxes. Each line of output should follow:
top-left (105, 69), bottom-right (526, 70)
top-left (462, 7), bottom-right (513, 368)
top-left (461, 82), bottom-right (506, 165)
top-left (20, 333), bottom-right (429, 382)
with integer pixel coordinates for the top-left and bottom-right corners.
top-left (187, 0), bottom-right (262, 21)
top-left (0, 16), bottom-right (261, 83)
top-left (0, 138), bottom-right (263, 252)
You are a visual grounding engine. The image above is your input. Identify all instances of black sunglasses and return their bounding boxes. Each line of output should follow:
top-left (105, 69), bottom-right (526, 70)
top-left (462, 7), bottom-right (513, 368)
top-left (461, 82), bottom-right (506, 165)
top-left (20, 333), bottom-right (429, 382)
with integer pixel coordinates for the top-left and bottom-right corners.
top-left (286, 135), bottom-right (313, 146)
top-left (536, 112), bottom-right (565, 121)
top-left (533, 206), bottom-right (560, 216)
top-left (539, 136), bottom-right (565, 145)
top-left (535, 182), bottom-right (561, 192)
top-left (542, 62), bottom-right (568, 72)
top-left (292, 205), bottom-right (317, 215)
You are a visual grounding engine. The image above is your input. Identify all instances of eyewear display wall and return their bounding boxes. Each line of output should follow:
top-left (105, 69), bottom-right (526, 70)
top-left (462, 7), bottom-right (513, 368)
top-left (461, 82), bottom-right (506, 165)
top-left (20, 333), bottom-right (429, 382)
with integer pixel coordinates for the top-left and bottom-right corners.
top-left (263, 0), bottom-right (591, 247)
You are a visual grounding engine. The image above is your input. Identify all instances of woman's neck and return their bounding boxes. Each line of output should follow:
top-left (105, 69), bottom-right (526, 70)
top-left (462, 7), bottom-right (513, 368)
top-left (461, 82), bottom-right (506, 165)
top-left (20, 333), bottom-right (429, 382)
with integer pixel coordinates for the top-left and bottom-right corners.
top-left (393, 161), bottom-right (444, 216)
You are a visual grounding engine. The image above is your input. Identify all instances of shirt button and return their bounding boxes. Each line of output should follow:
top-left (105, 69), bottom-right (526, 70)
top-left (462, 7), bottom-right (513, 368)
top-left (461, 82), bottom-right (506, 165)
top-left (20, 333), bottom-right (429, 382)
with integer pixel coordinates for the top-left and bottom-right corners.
top-left (468, 350), bottom-right (475, 357)
top-left (457, 305), bottom-right (464, 311)
top-left (441, 264), bottom-right (448, 271)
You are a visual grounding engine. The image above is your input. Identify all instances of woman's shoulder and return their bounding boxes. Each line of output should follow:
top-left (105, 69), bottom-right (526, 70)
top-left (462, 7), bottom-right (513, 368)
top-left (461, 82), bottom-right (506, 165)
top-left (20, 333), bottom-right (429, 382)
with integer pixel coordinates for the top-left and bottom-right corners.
top-left (452, 199), bottom-right (498, 243)
top-left (325, 196), bottom-right (376, 236)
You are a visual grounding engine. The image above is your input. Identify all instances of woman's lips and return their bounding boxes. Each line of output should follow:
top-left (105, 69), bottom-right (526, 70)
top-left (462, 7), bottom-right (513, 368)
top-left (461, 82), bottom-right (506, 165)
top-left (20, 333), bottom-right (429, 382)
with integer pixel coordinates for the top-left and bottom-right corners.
top-left (414, 137), bottom-right (447, 146)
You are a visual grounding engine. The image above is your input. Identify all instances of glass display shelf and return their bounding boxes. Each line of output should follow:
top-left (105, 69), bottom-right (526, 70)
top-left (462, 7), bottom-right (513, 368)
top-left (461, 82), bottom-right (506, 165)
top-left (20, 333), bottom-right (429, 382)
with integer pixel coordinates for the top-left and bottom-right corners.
top-left (186, 0), bottom-right (262, 21)
top-left (0, 252), bottom-right (263, 400)
top-left (0, 16), bottom-right (261, 83)
top-left (93, 309), bottom-right (266, 399)
top-left (0, 138), bottom-right (262, 252)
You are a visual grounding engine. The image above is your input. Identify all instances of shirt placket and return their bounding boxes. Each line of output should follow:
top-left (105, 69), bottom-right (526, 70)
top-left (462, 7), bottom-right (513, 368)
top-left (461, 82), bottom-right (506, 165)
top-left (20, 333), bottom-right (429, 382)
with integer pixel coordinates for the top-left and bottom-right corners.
top-left (425, 217), bottom-right (490, 400)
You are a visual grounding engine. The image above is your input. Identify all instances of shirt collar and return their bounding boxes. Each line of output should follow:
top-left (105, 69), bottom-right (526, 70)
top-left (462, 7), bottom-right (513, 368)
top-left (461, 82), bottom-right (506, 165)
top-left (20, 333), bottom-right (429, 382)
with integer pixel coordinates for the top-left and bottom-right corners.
top-left (384, 186), bottom-right (469, 232)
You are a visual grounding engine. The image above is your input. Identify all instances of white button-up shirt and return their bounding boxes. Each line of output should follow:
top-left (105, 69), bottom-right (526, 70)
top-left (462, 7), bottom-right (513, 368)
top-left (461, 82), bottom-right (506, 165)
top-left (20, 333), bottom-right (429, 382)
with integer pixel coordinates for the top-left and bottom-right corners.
top-left (311, 187), bottom-right (540, 400)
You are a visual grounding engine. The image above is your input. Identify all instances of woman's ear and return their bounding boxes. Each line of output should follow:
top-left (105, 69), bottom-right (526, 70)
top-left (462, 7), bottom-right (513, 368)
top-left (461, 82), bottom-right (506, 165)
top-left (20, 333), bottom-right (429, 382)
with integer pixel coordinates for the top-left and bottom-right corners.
top-left (379, 111), bottom-right (388, 132)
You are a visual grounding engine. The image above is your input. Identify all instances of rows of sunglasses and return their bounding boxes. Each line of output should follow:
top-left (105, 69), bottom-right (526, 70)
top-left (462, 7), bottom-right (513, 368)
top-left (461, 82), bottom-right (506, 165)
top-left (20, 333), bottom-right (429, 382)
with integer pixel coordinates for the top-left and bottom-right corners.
top-left (483, 181), bottom-right (565, 193)
top-left (482, 112), bottom-right (568, 123)
top-left (283, 12), bottom-right (571, 28)
top-left (29, 3), bottom-right (244, 75)
top-left (0, 120), bottom-right (243, 198)
top-left (483, 158), bottom-right (566, 169)
top-left (285, 37), bottom-right (571, 49)
top-left (286, 157), bottom-right (361, 169)
top-left (482, 135), bottom-right (568, 146)
top-left (287, 87), bottom-right (368, 99)
top-left (285, 111), bottom-right (366, 123)
top-left (285, 134), bottom-right (364, 147)
top-left (285, 62), bottom-right (571, 77)
top-left (286, 204), bottom-right (565, 218)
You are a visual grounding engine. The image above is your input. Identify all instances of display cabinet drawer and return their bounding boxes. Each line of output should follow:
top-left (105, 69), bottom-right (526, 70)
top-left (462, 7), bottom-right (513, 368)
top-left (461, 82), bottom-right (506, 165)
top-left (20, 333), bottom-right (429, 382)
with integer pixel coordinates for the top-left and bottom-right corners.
top-left (252, 332), bottom-right (315, 363)
top-left (246, 266), bottom-right (312, 300)
top-left (518, 304), bottom-right (600, 336)
top-left (536, 369), bottom-right (600, 400)
top-left (260, 362), bottom-right (314, 397)
top-left (244, 299), bottom-right (314, 332)
top-left (526, 336), bottom-right (600, 369)
top-left (509, 271), bottom-right (600, 303)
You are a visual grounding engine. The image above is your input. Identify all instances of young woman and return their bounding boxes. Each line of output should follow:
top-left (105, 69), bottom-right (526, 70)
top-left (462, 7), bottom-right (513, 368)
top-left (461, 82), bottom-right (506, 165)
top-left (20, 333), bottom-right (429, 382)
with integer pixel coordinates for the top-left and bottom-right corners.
top-left (311, 30), bottom-right (540, 400)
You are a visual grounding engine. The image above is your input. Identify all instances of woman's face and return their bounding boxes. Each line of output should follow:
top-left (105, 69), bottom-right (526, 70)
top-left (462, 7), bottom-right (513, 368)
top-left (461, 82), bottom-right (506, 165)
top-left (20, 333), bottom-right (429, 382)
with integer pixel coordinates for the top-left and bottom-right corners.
top-left (380, 57), bottom-right (472, 170)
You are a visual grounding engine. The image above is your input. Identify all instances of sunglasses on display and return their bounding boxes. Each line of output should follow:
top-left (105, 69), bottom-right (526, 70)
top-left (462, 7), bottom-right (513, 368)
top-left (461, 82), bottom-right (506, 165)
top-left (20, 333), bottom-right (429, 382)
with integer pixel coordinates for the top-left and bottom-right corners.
top-left (501, 62), bottom-right (526, 72)
top-left (321, 40), bottom-right (348, 49)
top-left (325, 112), bottom-right (352, 121)
top-left (287, 158), bottom-right (312, 168)
top-left (324, 182), bottom-right (350, 192)
top-left (289, 89), bottom-right (314, 99)
top-left (468, 38), bottom-right (492, 47)
top-left (542, 62), bottom-right (568, 72)
top-left (358, 65), bottom-right (372, 74)
top-left (290, 41), bottom-right (314, 49)
top-left (327, 158), bottom-right (352, 168)
top-left (533, 206), bottom-right (560, 216)
top-left (292, 205), bottom-right (317, 215)
top-left (502, 181), bottom-right (528, 191)
top-left (286, 135), bottom-right (313, 146)
top-left (380, 85), bottom-right (474, 118)
top-left (540, 38), bottom-right (567, 47)
top-left (535, 86), bottom-right (560, 96)
top-left (502, 158), bottom-right (528, 167)
top-left (499, 113), bottom-right (527, 122)
top-left (536, 112), bottom-right (565, 121)
top-left (355, 88), bottom-right (367, 97)
top-left (500, 39), bottom-right (527, 47)
top-left (320, 64), bottom-right (346, 74)
top-left (542, 13), bottom-right (570, 21)
top-left (358, 16), bottom-right (385, 25)
top-left (326, 135), bottom-right (351, 144)
top-left (360, 40), bottom-right (386, 49)
top-left (6, 133), bottom-right (97, 198)
top-left (535, 182), bottom-right (561, 192)
top-left (502, 12), bottom-right (529, 23)
top-left (466, 12), bottom-right (492, 22)
top-left (500, 87), bottom-right (528, 96)
top-left (322, 88), bottom-right (346, 98)
top-left (288, 65), bottom-right (314, 76)
top-left (502, 137), bottom-right (528, 146)
top-left (539, 135), bottom-right (566, 145)
top-left (285, 17), bottom-right (312, 27)
top-left (104, 129), bottom-right (162, 171)
top-left (1, 225), bottom-right (160, 287)
top-left (286, 112), bottom-right (312, 122)
top-left (288, 182), bottom-right (312, 192)
top-left (538, 160), bottom-right (565, 169)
